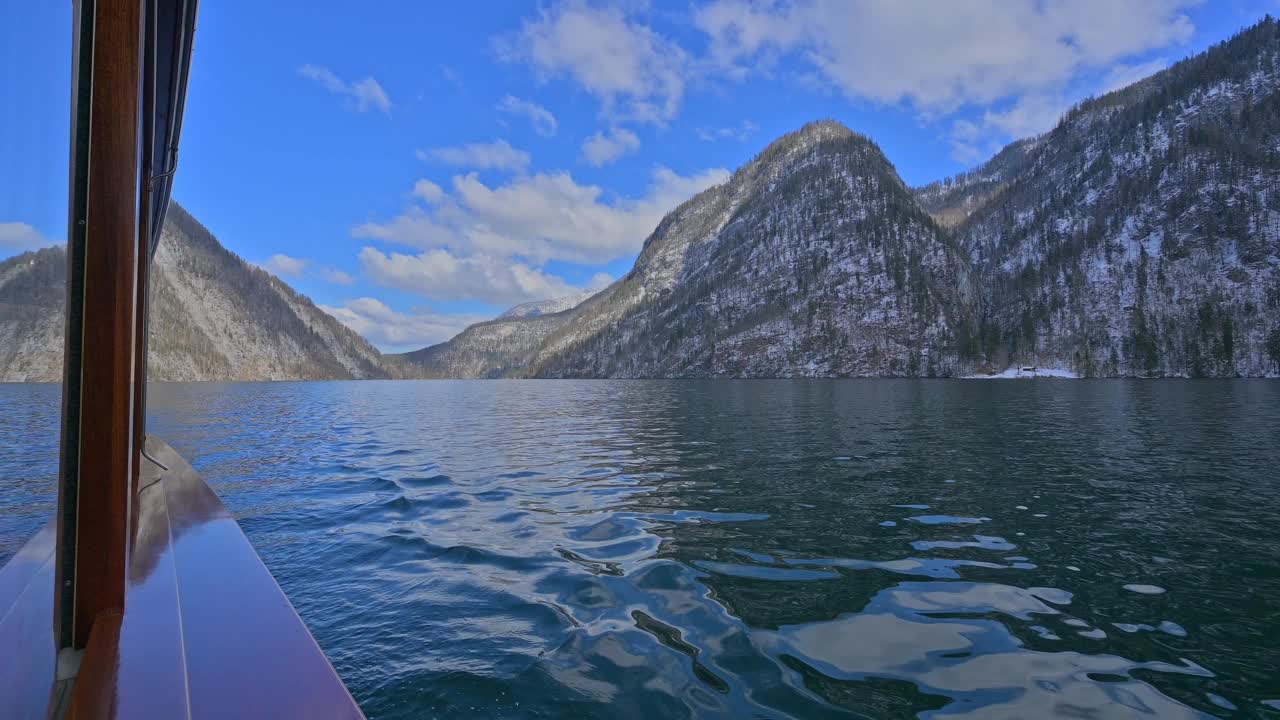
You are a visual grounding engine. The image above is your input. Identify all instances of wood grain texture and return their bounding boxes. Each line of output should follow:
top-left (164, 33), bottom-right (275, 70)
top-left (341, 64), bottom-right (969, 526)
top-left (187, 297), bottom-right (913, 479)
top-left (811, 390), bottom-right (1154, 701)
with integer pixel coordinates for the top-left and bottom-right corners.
top-left (69, 0), bottom-right (143, 648)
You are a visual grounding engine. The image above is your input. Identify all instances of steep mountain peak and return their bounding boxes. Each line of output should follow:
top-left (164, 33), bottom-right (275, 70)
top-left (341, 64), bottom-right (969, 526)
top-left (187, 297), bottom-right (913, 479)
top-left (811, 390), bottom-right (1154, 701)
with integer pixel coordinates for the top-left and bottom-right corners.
top-left (1, 201), bottom-right (399, 381)
top-left (785, 118), bottom-right (856, 144)
top-left (746, 118), bottom-right (877, 169)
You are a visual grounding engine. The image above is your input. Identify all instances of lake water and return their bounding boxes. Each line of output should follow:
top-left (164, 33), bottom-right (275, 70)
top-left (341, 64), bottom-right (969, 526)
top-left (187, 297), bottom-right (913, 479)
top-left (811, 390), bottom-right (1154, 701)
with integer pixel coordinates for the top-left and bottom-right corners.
top-left (2, 380), bottom-right (1279, 718)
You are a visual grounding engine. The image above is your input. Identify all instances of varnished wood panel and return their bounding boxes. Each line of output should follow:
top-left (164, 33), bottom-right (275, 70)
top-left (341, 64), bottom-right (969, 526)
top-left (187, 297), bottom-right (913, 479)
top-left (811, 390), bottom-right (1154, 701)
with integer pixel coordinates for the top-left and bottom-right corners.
top-left (61, 0), bottom-right (144, 650)
top-left (149, 439), bottom-right (364, 719)
top-left (55, 438), bottom-right (362, 718)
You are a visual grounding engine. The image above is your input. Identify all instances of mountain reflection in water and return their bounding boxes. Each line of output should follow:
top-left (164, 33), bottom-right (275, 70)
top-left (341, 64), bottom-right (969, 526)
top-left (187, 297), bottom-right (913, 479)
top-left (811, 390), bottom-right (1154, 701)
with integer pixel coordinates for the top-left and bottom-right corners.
top-left (2, 379), bottom-right (1278, 718)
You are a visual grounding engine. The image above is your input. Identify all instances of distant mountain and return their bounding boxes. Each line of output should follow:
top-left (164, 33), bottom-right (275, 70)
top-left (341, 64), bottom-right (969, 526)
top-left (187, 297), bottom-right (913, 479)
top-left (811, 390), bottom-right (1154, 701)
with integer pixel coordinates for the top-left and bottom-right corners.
top-left (408, 18), bottom-right (1280, 379)
top-left (0, 202), bottom-right (396, 382)
top-left (0, 247), bottom-right (66, 382)
top-left (498, 290), bottom-right (599, 319)
top-left (913, 138), bottom-right (1039, 229)
top-left (396, 290), bottom-right (598, 378)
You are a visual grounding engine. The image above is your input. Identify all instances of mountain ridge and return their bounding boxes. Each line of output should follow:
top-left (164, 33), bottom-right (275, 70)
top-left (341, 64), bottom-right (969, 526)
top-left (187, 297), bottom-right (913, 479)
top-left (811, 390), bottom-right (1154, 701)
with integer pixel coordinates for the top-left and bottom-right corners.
top-left (6, 20), bottom-right (1280, 381)
top-left (0, 202), bottom-right (400, 382)
top-left (398, 19), bottom-right (1280, 378)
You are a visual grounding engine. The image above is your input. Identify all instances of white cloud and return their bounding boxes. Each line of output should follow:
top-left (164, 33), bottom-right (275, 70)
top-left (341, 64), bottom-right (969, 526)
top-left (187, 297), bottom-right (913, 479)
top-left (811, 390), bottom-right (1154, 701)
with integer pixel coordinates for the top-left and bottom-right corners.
top-left (949, 93), bottom-right (1072, 162)
top-left (497, 95), bottom-right (559, 136)
top-left (0, 222), bottom-right (58, 253)
top-left (352, 165), bottom-right (727, 306)
top-left (358, 248), bottom-right (582, 306)
top-left (318, 267), bottom-right (356, 285)
top-left (1101, 58), bottom-right (1170, 93)
top-left (496, 1), bottom-right (689, 125)
top-left (299, 64), bottom-right (392, 114)
top-left (981, 94), bottom-right (1070, 139)
top-left (696, 120), bottom-right (759, 142)
top-left (353, 165), bottom-right (729, 265)
top-left (589, 271), bottom-right (615, 289)
top-left (257, 254), bottom-right (355, 286)
top-left (417, 139), bottom-right (531, 172)
top-left (581, 127), bottom-right (641, 166)
top-left (695, 0), bottom-right (1196, 113)
top-left (320, 297), bottom-right (485, 351)
top-left (413, 179), bottom-right (446, 204)
top-left (259, 253), bottom-right (309, 278)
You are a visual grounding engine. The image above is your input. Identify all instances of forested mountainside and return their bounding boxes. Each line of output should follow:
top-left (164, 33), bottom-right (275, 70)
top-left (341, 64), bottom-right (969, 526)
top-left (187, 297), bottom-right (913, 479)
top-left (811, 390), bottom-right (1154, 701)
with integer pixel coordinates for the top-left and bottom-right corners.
top-left (395, 290), bottom-right (596, 378)
top-left (913, 138), bottom-right (1039, 229)
top-left (522, 120), bottom-right (975, 378)
top-left (947, 18), bottom-right (1280, 377)
top-left (400, 18), bottom-right (1280, 379)
top-left (0, 203), bottom-right (395, 382)
top-left (393, 288), bottom-right (599, 380)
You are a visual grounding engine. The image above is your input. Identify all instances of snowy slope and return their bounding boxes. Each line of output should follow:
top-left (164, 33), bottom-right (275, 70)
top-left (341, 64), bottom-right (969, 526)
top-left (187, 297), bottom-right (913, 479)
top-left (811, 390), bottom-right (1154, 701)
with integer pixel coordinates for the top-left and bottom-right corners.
top-left (949, 18), bottom-right (1280, 377)
top-left (0, 203), bottom-right (396, 382)
top-left (526, 120), bottom-right (976, 377)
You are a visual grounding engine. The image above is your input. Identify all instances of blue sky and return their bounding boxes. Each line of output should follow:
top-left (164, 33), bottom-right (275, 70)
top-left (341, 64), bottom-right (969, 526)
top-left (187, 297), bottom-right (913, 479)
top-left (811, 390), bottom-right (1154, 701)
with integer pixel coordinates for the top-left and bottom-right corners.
top-left (1, 1), bottom-right (1274, 351)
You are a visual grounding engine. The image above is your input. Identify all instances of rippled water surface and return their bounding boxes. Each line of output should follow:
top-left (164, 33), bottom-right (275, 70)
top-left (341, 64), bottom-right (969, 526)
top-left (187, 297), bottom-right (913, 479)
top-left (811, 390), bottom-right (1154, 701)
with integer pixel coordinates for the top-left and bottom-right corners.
top-left (3, 380), bottom-right (1280, 718)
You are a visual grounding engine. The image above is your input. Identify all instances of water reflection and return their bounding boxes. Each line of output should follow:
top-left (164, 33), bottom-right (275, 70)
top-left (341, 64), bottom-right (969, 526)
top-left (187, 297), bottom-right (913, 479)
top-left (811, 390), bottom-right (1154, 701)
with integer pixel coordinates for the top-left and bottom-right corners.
top-left (2, 379), bottom-right (1280, 717)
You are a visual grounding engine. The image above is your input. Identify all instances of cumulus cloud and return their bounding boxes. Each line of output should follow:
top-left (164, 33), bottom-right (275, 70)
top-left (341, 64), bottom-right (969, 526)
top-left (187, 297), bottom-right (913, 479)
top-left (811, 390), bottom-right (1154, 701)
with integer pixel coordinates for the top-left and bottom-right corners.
top-left (257, 254), bottom-right (357, 286)
top-left (354, 165), bottom-right (729, 266)
top-left (497, 95), bottom-right (559, 136)
top-left (320, 297), bottom-right (486, 351)
top-left (299, 64), bottom-right (392, 114)
top-left (259, 253), bottom-right (309, 278)
top-left (695, 0), bottom-right (1195, 112)
top-left (949, 94), bottom-right (1071, 161)
top-left (0, 222), bottom-right (58, 253)
top-left (357, 249), bottom-right (584, 306)
top-left (413, 179), bottom-right (446, 204)
top-left (492, 1), bottom-right (1194, 163)
top-left (417, 139), bottom-right (531, 172)
top-left (318, 267), bottom-right (356, 285)
top-left (695, 0), bottom-right (1197, 157)
top-left (495, 1), bottom-right (688, 125)
top-left (352, 164), bottom-right (727, 305)
top-left (581, 127), bottom-right (641, 166)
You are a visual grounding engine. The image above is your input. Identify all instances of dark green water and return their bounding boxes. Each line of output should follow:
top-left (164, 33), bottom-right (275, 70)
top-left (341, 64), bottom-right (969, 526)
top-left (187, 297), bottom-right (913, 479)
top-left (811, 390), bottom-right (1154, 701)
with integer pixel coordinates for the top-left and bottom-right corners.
top-left (2, 380), bottom-right (1279, 718)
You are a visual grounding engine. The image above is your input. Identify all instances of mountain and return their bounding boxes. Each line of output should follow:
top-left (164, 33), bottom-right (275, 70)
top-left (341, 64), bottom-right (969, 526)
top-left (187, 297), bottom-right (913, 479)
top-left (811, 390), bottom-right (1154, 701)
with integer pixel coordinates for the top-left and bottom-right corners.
top-left (946, 17), bottom-right (1280, 377)
top-left (913, 138), bottom-right (1039, 229)
top-left (524, 120), bottom-right (976, 377)
top-left (498, 290), bottom-right (599, 319)
top-left (403, 18), bottom-right (1279, 379)
top-left (0, 202), bottom-right (395, 382)
top-left (14, 20), bottom-right (1280, 382)
top-left (0, 247), bottom-right (66, 382)
top-left (396, 290), bottom-right (598, 378)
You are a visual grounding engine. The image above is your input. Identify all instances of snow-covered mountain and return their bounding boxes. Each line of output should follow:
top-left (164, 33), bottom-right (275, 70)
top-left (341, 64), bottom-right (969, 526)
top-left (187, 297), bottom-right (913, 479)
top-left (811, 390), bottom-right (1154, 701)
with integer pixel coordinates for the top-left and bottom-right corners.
top-left (521, 120), bottom-right (974, 377)
top-left (0, 202), bottom-right (396, 382)
top-left (498, 290), bottom-right (599, 319)
top-left (435, 18), bottom-right (1279, 379)
top-left (945, 18), bottom-right (1280, 377)
top-left (395, 290), bottom-right (599, 378)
